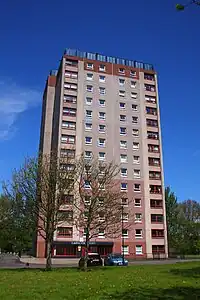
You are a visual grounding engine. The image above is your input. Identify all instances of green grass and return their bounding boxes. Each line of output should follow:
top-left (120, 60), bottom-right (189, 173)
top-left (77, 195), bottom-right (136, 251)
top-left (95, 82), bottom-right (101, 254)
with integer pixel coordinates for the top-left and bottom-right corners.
top-left (0, 262), bottom-right (200, 299)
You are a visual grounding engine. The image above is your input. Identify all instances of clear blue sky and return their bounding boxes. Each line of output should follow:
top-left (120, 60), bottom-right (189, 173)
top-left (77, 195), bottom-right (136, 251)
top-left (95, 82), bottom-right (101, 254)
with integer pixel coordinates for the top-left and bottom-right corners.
top-left (0, 0), bottom-right (199, 201)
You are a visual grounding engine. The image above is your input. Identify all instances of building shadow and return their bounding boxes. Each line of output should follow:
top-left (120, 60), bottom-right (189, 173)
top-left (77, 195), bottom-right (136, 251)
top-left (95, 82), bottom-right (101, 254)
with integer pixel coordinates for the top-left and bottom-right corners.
top-left (170, 266), bottom-right (200, 279)
top-left (102, 287), bottom-right (200, 300)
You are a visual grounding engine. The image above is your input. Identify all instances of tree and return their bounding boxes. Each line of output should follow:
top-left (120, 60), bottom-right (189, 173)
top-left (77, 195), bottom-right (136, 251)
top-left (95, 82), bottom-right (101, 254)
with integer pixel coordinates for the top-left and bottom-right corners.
top-left (73, 157), bottom-right (125, 271)
top-left (178, 199), bottom-right (200, 222)
top-left (0, 195), bottom-right (13, 252)
top-left (176, 1), bottom-right (200, 11)
top-left (4, 153), bottom-right (74, 270)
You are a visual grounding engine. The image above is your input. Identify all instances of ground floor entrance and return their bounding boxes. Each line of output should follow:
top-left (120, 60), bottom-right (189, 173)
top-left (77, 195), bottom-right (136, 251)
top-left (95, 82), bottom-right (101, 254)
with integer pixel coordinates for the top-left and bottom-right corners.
top-left (53, 242), bottom-right (113, 258)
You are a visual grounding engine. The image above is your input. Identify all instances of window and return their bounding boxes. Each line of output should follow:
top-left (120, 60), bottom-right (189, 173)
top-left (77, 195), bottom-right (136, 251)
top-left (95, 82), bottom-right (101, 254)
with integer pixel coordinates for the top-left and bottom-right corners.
top-left (98, 229), bottom-right (105, 238)
top-left (84, 180), bottom-right (91, 189)
top-left (151, 214), bottom-right (163, 223)
top-left (99, 75), bottom-right (105, 82)
top-left (135, 199), bottom-right (141, 207)
top-left (134, 169), bottom-right (140, 178)
top-left (119, 68), bottom-right (125, 74)
top-left (121, 168), bottom-right (127, 177)
top-left (122, 229), bottom-right (128, 238)
top-left (99, 124), bottom-right (106, 133)
top-left (85, 123), bottom-right (92, 131)
top-left (120, 115), bottom-right (126, 122)
top-left (120, 102), bottom-right (126, 109)
top-left (120, 140), bottom-right (127, 149)
top-left (65, 59), bottom-right (78, 67)
top-left (122, 213), bottom-right (129, 221)
top-left (133, 156), bottom-right (140, 164)
top-left (60, 149), bottom-right (75, 158)
top-left (119, 78), bottom-right (125, 85)
top-left (150, 199), bottom-right (163, 209)
top-left (85, 151), bottom-right (92, 159)
top-left (122, 245), bottom-right (129, 255)
top-left (99, 64), bottom-right (106, 72)
top-left (121, 182), bottom-right (127, 190)
top-left (84, 196), bottom-right (91, 205)
top-left (86, 85), bottom-right (93, 92)
top-left (152, 229), bottom-right (164, 238)
top-left (131, 81), bottom-right (136, 88)
top-left (59, 210), bottom-right (73, 221)
top-left (120, 154), bottom-right (128, 163)
top-left (99, 212), bottom-right (105, 222)
top-left (87, 62), bottom-right (93, 69)
top-left (98, 138), bottom-right (105, 147)
top-left (99, 87), bottom-right (106, 95)
top-left (60, 163), bottom-right (75, 171)
top-left (57, 227), bottom-right (72, 237)
top-left (61, 194), bottom-right (74, 204)
top-left (134, 184), bottom-right (141, 192)
top-left (85, 97), bottom-right (92, 105)
top-left (99, 99), bottom-right (105, 106)
top-left (119, 90), bottom-right (125, 97)
top-left (132, 104), bottom-right (138, 111)
top-left (85, 136), bottom-right (92, 145)
top-left (99, 112), bottom-right (106, 120)
top-left (121, 198), bottom-right (128, 206)
top-left (135, 245), bottom-right (143, 255)
top-left (135, 229), bottom-right (142, 238)
top-left (86, 110), bottom-right (92, 118)
top-left (62, 121), bottom-right (76, 130)
top-left (99, 152), bottom-right (105, 161)
top-left (87, 73), bottom-right (93, 80)
top-left (132, 116), bottom-right (138, 124)
top-left (61, 135), bottom-right (75, 144)
top-left (133, 142), bottom-right (139, 150)
top-left (131, 92), bottom-right (137, 99)
top-left (135, 213), bottom-right (142, 222)
top-left (132, 129), bottom-right (139, 137)
top-left (99, 197), bottom-right (104, 205)
top-left (63, 107), bottom-right (76, 117)
top-left (130, 70), bottom-right (136, 77)
top-left (120, 127), bottom-right (127, 135)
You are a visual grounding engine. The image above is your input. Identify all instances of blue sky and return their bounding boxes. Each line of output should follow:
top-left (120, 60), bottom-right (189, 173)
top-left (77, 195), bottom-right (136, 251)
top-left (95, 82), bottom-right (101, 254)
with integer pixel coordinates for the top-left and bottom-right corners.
top-left (0, 0), bottom-right (199, 201)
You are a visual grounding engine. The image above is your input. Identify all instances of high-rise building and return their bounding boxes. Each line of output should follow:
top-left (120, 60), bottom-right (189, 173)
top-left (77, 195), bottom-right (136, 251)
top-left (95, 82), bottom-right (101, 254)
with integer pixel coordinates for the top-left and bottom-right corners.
top-left (37, 49), bottom-right (168, 259)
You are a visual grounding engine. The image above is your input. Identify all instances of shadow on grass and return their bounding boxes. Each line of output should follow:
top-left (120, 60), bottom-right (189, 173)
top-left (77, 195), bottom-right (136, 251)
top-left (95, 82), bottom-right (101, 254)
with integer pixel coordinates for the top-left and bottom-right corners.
top-left (103, 287), bottom-right (200, 299)
top-left (170, 267), bottom-right (200, 278)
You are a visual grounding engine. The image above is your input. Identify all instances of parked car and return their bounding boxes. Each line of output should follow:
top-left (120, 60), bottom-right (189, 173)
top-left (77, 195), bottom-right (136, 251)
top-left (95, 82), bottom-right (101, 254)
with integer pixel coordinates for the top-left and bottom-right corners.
top-left (79, 253), bottom-right (103, 268)
top-left (104, 253), bottom-right (128, 266)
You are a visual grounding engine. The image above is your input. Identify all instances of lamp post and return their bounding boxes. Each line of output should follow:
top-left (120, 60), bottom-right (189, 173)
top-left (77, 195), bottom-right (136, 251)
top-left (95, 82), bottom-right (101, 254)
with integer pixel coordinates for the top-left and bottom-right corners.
top-left (121, 204), bottom-right (125, 265)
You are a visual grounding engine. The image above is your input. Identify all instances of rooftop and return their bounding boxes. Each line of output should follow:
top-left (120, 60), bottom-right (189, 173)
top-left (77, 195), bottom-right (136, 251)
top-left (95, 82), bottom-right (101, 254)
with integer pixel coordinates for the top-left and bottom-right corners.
top-left (64, 48), bottom-right (154, 71)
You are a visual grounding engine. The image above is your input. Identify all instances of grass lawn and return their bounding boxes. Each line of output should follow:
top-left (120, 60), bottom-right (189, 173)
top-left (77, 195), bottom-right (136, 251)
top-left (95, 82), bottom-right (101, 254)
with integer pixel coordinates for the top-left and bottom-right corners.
top-left (0, 262), bottom-right (200, 300)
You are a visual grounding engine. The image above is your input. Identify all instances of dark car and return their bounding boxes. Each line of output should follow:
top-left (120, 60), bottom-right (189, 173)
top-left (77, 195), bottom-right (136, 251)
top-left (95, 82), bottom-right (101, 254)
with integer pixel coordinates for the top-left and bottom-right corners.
top-left (79, 253), bottom-right (103, 268)
top-left (104, 253), bottom-right (128, 266)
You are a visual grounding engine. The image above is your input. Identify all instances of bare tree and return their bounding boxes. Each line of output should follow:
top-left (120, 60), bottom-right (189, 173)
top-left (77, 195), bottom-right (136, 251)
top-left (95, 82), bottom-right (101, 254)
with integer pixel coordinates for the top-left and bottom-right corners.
top-left (3, 152), bottom-right (74, 270)
top-left (73, 156), bottom-right (126, 271)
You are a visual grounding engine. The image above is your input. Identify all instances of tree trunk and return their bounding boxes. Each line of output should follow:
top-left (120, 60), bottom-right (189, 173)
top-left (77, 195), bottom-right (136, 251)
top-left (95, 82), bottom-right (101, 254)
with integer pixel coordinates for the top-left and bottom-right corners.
top-left (46, 240), bottom-right (52, 271)
top-left (83, 235), bottom-right (89, 271)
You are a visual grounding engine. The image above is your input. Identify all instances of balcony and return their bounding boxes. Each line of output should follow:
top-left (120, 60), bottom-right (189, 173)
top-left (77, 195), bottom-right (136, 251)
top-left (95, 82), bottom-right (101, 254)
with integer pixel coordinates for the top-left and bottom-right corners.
top-left (147, 131), bottom-right (159, 140)
top-left (146, 107), bottom-right (157, 116)
top-left (144, 84), bottom-right (156, 92)
top-left (147, 119), bottom-right (158, 128)
top-left (149, 158), bottom-right (160, 167)
top-left (150, 199), bottom-right (163, 209)
top-left (148, 144), bottom-right (159, 153)
top-left (63, 95), bottom-right (77, 104)
top-left (151, 214), bottom-right (163, 223)
top-left (149, 171), bottom-right (161, 180)
top-left (152, 229), bottom-right (164, 238)
top-left (144, 73), bottom-right (155, 81)
top-left (149, 185), bottom-right (162, 194)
